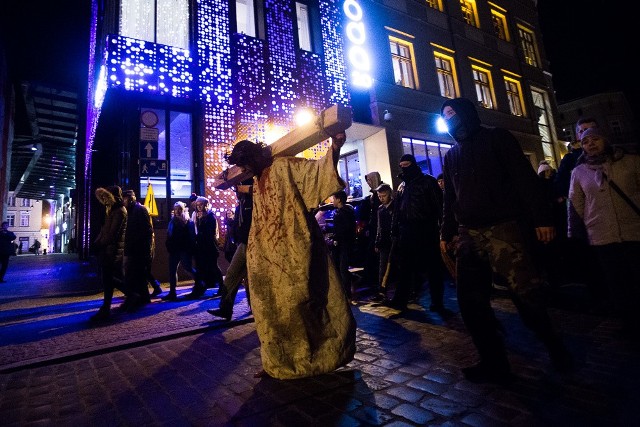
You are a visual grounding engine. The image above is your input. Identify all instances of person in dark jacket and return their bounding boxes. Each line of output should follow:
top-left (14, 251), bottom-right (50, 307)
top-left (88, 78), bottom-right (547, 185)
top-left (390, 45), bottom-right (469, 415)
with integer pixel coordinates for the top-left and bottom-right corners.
top-left (208, 179), bottom-right (254, 321)
top-left (373, 184), bottom-right (395, 301)
top-left (330, 189), bottom-right (357, 301)
top-left (439, 97), bottom-right (572, 384)
top-left (386, 154), bottom-right (444, 312)
top-left (122, 190), bottom-right (154, 308)
top-left (163, 201), bottom-right (196, 301)
top-left (184, 196), bottom-right (224, 299)
top-left (0, 221), bottom-right (17, 282)
top-left (91, 186), bottom-right (137, 322)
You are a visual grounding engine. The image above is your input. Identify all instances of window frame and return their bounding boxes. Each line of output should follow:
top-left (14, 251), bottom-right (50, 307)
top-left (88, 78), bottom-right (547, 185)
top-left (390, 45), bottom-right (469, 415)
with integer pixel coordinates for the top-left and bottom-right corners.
top-left (236, 0), bottom-right (257, 37)
top-left (425, 0), bottom-right (443, 12)
top-left (6, 213), bottom-right (15, 227)
top-left (20, 211), bottom-right (30, 227)
top-left (503, 75), bottom-right (525, 117)
top-left (295, 1), bottom-right (313, 52)
top-left (517, 24), bottom-right (540, 68)
top-left (389, 36), bottom-right (419, 90)
top-left (471, 65), bottom-right (496, 109)
top-left (434, 51), bottom-right (459, 99)
top-left (460, 0), bottom-right (480, 28)
top-left (490, 7), bottom-right (510, 41)
top-left (119, 0), bottom-right (190, 50)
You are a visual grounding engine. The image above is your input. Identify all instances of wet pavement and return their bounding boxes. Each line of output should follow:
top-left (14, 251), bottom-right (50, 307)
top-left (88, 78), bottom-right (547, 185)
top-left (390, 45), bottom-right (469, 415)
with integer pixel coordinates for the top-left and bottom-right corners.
top-left (1, 253), bottom-right (639, 426)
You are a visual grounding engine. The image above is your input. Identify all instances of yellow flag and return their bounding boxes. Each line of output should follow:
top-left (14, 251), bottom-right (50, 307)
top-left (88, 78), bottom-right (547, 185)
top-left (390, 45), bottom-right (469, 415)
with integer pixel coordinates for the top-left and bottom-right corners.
top-left (143, 182), bottom-right (159, 216)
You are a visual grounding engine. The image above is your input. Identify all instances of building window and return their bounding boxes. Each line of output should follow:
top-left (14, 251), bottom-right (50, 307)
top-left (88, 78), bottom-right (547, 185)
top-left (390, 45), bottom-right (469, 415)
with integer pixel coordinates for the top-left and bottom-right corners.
top-left (402, 137), bottom-right (453, 178)
top-left (504, 76), bottom-right (525, 116)
top-left (119, 0), bottom-right (190, 50)
top-left (460, 0), bottom-right (479, 28)
top-left (6, 213), bottom-right (15, 227)
top-left (531, 88), bottom-right (555, 164)
top-left (389, 37), bottom-right (418, 89)
top-left (236, 0), bottom-right (256, 37)
top-left (434, 52), bottom-right (458, 99)
top-left (518, 24), bottom-right (539, 67)
top-left (472, 65), bottom-right (495, 109)
top-left (20, 211), bottom-right (30, 227)
top-left (426, 0), bottom-right (443, 11)
top-left (7, 196), bottom-right (15, 207)
top-left (337, 151), bottom-right (362, 198)
top-left (490, 8), bottom-right (510, 41)
top-left (21, 198), bottom-right (31, 207)
top-left (296, 2), bottom-right (312, 52)
top-left (139, 108), bottom-right (194, 221)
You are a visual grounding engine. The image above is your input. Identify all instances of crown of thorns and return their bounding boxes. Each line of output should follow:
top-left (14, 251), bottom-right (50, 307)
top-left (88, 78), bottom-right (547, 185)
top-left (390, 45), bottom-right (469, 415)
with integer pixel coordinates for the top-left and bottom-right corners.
top-left (225, 140), bottom-right (268, 165)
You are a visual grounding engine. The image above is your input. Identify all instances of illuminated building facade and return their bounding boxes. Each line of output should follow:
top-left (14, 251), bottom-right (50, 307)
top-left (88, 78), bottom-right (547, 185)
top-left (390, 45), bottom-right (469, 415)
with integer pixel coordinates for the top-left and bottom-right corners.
top-left (82, 0), bottom-right (563, 269)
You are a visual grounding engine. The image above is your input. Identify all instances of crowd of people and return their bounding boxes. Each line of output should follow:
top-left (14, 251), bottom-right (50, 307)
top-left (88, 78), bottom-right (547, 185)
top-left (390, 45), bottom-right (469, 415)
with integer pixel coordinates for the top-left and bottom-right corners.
top-left (86, 97), bottom-right (639, 384)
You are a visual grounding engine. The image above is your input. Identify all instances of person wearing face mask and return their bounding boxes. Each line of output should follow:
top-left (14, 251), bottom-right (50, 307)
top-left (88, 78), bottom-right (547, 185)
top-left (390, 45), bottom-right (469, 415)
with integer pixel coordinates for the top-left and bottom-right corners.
top-left (439, 97), bottom-right (572, 384)
top-left (385, 153), bottom-right (445, 313)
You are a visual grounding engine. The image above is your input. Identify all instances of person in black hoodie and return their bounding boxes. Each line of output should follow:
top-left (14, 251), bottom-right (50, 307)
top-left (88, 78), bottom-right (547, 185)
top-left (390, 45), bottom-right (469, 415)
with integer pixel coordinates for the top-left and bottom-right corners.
top-left (386, 154), bottom-right (444, 312)
top-left (439, 97), bottom-right (572, 384)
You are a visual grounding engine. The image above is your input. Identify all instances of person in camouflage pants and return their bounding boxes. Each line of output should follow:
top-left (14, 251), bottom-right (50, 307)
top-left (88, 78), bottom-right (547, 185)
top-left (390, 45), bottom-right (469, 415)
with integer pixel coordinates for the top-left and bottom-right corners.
top-left (439, 98), bottom-right (572, 384)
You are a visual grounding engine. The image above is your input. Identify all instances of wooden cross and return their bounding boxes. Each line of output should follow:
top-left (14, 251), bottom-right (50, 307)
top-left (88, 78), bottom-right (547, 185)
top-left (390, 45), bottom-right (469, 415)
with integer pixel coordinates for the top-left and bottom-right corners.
top-left (213, 104), bottom-right (352, 189)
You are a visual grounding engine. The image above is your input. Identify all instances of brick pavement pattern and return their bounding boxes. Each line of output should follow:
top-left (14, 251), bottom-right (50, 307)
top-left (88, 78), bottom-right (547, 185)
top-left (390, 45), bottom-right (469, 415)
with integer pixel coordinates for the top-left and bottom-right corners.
top-left (1, 254), bottom-right (639, 426)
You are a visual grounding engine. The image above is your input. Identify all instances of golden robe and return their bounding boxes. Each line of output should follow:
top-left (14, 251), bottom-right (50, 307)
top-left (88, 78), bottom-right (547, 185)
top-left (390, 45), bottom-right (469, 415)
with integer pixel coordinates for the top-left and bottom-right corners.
top-left (247, 148), bottom-right (357, 379)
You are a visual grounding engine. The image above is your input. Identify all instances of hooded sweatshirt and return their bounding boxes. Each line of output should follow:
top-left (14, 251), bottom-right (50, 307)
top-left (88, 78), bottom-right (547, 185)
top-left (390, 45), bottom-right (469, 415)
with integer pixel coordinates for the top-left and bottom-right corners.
top-left (439, 98), bottom-right (553, 241)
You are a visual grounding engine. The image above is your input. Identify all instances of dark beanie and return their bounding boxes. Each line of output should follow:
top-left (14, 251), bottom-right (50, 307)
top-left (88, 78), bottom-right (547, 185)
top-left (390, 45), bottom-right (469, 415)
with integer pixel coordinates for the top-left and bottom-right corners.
top-left (400, 154), bottom-right (416, 163)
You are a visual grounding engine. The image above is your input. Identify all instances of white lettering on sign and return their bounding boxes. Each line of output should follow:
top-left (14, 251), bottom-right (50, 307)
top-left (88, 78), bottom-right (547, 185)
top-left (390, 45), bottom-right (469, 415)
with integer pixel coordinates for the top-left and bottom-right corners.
top-left (343, 0), bottom-right (372, 89)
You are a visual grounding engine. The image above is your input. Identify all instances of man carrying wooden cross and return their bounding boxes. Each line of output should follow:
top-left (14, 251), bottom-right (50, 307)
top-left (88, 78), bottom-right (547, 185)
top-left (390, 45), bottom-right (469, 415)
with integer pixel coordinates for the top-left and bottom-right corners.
top-left (224, 131), bottom-right (356, 380)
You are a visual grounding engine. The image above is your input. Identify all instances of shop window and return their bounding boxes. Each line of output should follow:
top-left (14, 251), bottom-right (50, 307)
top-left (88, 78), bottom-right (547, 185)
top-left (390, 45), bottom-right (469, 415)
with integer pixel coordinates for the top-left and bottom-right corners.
top-left (139, 108), bottom-right (193, 213)
top-left (338, 151), bottom-right (362, 198)
top-left (402, 137), bottom-right (453, 177)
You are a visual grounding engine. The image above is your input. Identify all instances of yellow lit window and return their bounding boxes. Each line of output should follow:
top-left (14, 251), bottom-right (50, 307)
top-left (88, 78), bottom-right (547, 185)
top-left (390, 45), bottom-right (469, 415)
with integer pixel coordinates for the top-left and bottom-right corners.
top-left (460, 0), bottom-right (479, 28)
top-left (517, 24), bottom-right (539, 67)
top-left (471, 65), bottom-right (496, 109)
top-left (389, 37), bottom-right (418, 89)
top-left (490, 9), bottom-right (510, 41)
top-left (504, 76), bottom-right (525, 116)
top-left (425, 0), bottom-right (443, 11)
top-left (434, 52), bottom-right (459, 99)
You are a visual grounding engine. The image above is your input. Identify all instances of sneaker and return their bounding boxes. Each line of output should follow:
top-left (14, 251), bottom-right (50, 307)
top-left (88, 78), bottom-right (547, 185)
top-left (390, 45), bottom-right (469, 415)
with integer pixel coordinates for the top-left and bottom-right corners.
top-left (462, 362), bottom-right (513, 385)
top-left (207, 308), bottom-right (232, 321)
top-left (151, 286), bottom-right (162, 297)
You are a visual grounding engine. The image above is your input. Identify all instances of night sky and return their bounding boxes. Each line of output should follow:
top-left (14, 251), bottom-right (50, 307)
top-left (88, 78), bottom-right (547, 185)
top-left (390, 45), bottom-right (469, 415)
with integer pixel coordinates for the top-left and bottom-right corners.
top-left (2, 1), bottom-right (636, 119)
top-left (538, 0), bottom-right (638, 119)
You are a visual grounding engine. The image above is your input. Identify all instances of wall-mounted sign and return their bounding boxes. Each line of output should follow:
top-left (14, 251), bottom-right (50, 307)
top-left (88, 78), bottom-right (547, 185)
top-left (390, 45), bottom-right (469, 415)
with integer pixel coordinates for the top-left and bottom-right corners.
top-left (140, 141), bottom-right (158, 159)
top-left (140, 110), bottom-right (159, 127)
top-left (140, 127), bottom-right (159, 142)
top-left (140, 160), bottom-right (167, 177)
top-left (343, 0), bottom-right (372, 89)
